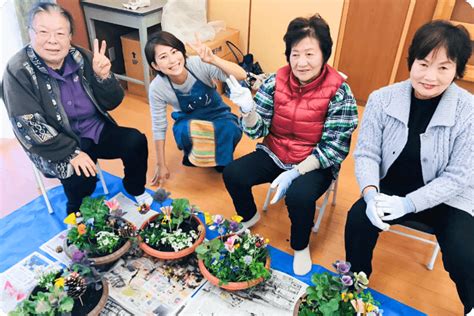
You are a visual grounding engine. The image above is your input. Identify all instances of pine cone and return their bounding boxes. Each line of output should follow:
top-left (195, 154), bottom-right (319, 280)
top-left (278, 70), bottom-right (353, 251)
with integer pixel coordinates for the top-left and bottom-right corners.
top-left (118, 221), bottom-right (137, 238)
top-left (65, 272), bottom-right (87, 298)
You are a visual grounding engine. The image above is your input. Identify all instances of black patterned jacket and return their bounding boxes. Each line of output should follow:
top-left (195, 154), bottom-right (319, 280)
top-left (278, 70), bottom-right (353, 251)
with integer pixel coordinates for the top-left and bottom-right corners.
top-left (2, 45), bottom-right (124, 179)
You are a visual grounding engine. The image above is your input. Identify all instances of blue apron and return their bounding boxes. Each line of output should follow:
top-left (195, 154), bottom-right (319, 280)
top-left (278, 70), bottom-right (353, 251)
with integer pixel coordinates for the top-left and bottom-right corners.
top-left (168, 69), bottom-right (242, 167)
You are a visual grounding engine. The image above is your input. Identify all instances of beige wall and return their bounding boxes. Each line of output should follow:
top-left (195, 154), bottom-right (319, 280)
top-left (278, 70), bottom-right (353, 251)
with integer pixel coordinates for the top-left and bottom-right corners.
top-left (208, 0), bottom-right (344, 73)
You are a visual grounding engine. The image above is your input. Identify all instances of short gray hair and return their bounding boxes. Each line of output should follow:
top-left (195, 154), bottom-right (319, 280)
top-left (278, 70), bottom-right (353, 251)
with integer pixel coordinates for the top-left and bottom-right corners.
top-left (28, 2), bottom-right (75, 35)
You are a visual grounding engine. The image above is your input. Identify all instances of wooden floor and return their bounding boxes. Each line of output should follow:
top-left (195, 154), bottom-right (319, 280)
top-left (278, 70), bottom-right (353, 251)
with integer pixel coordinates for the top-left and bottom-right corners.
top-left (0, 92), bottom-right (463, 315)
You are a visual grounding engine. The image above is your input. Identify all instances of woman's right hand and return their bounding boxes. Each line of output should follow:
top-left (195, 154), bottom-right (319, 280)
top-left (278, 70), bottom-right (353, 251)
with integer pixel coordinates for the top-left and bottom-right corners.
top-left (70, 151), bottom-right (97, 177)
top-left (225, 75), bottom-right (254, 114)
top-left (151, 165), bottom-right (170, 187)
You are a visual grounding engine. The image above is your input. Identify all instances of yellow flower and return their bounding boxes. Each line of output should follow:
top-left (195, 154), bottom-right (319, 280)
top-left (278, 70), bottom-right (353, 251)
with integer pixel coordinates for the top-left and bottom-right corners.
top-left (366, 303), bottom-right (375, 312)
top-left (341, 292), bottom-right (346, 300)
top-left (235, 243), bottom-right (240, 249)
top-left (54, 277), bottom-right (65, 288)
top-left (204, 212), bottom-right (213, 225)
top-left (348, 292), bottom-right (354, 299)
top-left (265, 238), bottom-right (270, 244)
top-left (231, 215), bottom-right (243, 223)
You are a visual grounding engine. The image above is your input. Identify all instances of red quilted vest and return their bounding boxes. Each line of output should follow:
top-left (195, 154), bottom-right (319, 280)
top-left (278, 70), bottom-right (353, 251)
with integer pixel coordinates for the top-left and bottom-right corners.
top-left (263, 64), bottom-right (345, 164)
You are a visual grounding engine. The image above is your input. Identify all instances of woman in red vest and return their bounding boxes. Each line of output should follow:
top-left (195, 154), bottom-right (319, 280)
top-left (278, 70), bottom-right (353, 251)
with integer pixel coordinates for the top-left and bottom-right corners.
top-left (223, 14), bottom-right (358, 275)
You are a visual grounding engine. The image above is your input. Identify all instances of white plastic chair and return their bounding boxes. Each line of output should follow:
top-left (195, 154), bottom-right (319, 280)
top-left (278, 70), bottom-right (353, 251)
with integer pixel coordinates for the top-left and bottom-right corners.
top-left (388, 222), bottom-right (440, 270)
top-left (33, 161), bottom-right (108, 214)
top-left (262, 177), bottom-right (338, 233)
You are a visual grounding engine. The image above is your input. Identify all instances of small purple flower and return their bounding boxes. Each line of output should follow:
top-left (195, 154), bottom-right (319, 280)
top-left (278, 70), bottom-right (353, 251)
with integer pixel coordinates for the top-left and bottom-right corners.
top-left (229, 221), bottom-right (239, 232)
top-left (341, 275), bottom-right (353, 287)
top-left (243, 255), bottom-right (252, 265)
top-left (71, 250), bottom-right (86, 263)
top-left (333, 260), bottom-right (351, 274)
top-left (213, 215), bottom-right (225, 226)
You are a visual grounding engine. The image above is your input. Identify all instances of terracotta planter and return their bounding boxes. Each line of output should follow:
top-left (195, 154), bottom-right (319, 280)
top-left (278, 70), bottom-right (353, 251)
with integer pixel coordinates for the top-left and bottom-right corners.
top-left (139, 214), bottom-right (206, 260)
top-left (292, 294), bottom-right (305, 316)
top-left (30, 278), bottom-right (109, 315)
top-left (198, 255), bottom-right (271, 291)
top-left (85, 279), bottom-right (109, 316)
top-left (64, 237), bottom-right (131, 269)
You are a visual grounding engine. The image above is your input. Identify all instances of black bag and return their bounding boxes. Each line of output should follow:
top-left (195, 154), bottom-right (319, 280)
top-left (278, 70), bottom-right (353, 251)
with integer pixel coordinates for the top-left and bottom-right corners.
top-left (225, 41), bottom-right (264, 91)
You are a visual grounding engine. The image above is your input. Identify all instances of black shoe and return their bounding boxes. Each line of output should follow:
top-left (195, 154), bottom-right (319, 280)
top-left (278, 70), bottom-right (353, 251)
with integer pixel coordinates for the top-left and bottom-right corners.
top-left (182, 155), bottom-right (196, 167)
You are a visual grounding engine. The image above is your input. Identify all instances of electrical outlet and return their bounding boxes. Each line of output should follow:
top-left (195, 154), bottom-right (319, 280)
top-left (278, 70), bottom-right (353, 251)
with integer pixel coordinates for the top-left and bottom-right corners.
top-left (108, 47), bottom-right (116, 62)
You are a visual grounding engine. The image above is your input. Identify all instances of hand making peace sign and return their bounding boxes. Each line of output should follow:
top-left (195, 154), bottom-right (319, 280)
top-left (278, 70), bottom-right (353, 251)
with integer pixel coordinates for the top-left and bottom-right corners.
top-left (92, 39), bottom-right (112, 80)
top-left (187, 33), bottom-right (216, 64)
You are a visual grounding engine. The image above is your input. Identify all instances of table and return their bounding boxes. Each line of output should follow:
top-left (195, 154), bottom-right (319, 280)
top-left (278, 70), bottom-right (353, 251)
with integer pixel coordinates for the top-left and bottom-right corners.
top-left (81, 0), bottom-right (167, 93)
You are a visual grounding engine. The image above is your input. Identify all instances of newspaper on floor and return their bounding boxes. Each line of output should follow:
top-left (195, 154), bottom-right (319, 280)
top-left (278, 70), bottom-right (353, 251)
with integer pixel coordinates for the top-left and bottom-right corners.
top-left (177, 269), bottom-right (308, 316)
top-left (104, 254), bottom-right (205, 315)
top-left (39, 229), bottom-right (72, 266)
top-left (110, 192), bottom-right (158, 228)
top-left (0, 252), bottom-right (56, 313)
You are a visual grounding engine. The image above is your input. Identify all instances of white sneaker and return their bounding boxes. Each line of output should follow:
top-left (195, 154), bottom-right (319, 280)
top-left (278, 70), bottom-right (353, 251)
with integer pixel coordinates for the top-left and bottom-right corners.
top-left (235, 212), bottom-right (260, 234)
top-left (135, 191), bottom-right (153, 206)
top-left (467, 308), bottom-right (473, 316)
top-left (293, 246), bottom-right (312, 276)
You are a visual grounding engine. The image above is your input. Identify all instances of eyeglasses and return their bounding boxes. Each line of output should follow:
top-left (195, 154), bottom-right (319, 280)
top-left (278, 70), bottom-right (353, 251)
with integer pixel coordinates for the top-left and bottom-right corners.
top-left (30, 27), bottom-right (70, 41)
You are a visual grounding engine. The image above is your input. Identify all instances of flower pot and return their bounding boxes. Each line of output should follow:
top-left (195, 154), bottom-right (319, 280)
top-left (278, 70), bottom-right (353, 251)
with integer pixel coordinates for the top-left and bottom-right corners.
top-left (30, 279), bottom-right (109, 316)
top-left (139, 214), bottom-right (206, 260)
top-left (197, 255), bottom-right (271, 291)
top-left (64, 238), bottom-right (131, 271)
top-left (293, 294), bottom-right (305, 316)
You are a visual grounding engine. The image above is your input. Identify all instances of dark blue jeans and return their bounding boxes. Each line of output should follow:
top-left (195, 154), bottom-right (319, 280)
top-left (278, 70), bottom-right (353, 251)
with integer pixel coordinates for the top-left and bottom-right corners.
top-left (223, 149), bottom-right (333, 250)
top-left (345, 198), bottom-right (474, 312)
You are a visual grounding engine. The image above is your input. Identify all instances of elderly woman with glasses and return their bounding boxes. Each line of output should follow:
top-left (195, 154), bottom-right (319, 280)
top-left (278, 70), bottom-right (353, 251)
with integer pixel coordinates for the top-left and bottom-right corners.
top-left (2, 3), bottom-right (153, 213)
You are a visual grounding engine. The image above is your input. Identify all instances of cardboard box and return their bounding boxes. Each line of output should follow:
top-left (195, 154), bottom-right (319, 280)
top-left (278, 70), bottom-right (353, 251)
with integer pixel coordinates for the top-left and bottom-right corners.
top-left (121, 32), bottom-right (153, 97)
top-left (120, 28), bottom-right (241, 97)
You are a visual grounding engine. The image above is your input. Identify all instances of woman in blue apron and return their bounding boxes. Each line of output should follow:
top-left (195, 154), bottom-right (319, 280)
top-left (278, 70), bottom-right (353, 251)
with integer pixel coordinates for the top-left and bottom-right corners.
top-left (145, 31), bottom-right (246, 186)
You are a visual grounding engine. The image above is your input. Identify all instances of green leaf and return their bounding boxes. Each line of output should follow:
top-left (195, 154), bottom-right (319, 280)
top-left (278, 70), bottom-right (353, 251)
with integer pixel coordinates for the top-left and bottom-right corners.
top-left (59, 296), bottom-right (74, 312)
top-left (34, 300), bottom-right (52, 314)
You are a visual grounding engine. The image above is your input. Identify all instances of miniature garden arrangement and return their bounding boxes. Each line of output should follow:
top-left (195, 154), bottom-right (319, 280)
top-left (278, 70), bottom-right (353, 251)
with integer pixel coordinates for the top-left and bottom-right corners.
top-left (65, 196), bottom-right (136, 268)
top-left (195, 214), bottom-right (271, 291)
top-left (139, 198), bottom-right (206, 260)
top-left (294, 260), bottom-right (383, 316)
top-left (9, 251), bottom-right (108, 316)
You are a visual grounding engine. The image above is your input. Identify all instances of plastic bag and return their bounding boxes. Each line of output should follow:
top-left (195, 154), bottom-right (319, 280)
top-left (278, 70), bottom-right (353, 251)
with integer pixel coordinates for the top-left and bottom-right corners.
top-left (161, 0), bottom-right (215, 43)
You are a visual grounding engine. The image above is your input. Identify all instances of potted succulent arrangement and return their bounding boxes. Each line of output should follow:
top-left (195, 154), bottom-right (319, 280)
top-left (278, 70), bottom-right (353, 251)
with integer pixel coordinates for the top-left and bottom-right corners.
top-left (65, 196), bottom-right (136, 269)
top-left (9, 251), bottom-right (108, 316)
top-left (139, 198), bottom-right (206, 260)
top-left (195, 214), bottom-right (271, 291)
top-left (294, 260), bottom-right (383, 316)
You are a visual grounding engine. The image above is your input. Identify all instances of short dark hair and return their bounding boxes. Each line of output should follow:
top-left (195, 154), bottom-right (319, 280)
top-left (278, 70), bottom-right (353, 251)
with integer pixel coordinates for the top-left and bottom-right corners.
top-left (408, 20), bottom-right (472, 78)
top-left (283, 14), bottom-right (332, 64)
top-left (28, 2), bottom-right (75, 35)
top-left (145, 31), bottom-right (187, 77)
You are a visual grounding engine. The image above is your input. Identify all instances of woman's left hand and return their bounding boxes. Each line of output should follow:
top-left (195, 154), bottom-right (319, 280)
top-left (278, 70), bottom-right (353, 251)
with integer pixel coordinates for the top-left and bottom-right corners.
top-left (187, 33), bottom-right (215, 64)
top-left (92, 39), bottom-right (112, 80)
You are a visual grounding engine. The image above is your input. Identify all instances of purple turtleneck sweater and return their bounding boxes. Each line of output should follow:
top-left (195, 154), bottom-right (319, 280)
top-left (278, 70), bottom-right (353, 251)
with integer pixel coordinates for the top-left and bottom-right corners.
top-left (47, 55), bottom-right (104, 144)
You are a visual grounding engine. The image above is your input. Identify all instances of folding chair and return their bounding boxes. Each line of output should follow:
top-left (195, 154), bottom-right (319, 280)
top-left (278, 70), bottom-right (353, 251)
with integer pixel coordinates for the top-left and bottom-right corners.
top-left (33, 161), bottom-right (109, 214)
top-left (388, 221), bottom-right (440, 270)
top-left (262, 177), bottom-right (338, 232)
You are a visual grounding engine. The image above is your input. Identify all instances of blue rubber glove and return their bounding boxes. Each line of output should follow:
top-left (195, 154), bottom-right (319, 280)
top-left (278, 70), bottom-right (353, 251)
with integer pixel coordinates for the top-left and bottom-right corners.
top-left (364, 190), bottom-right (390, 231)
top-left (270, 168), bottom-right (300, 204)
top-left (374, 194), bottom-right (416, 221)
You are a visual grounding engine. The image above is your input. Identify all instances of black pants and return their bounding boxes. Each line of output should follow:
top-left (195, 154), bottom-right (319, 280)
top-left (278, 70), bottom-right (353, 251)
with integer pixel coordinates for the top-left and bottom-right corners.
top-left (60, 123), bottom-right (148, 213)
top-left (223, 149), bottom-right (333, 250)
top-left (345, 198), bottom-right (474, 312)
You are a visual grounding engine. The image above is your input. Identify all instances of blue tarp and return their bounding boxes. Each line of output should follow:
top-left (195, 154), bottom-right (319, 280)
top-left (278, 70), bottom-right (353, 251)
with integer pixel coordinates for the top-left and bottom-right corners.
top-left (0, 172), bottom-right (424, 315)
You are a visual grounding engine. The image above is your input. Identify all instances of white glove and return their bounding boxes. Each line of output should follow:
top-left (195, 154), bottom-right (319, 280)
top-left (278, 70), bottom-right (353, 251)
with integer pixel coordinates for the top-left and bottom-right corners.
top-left (225, 75), bottom-right (254, 114)
top-left (270, 168), bottom-right (300, 204)
top-left (374, 194), bottom-right (416, 221)
top-left (364, 190), bottom-right (389, 231)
